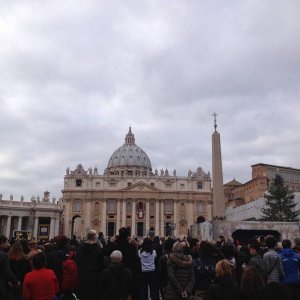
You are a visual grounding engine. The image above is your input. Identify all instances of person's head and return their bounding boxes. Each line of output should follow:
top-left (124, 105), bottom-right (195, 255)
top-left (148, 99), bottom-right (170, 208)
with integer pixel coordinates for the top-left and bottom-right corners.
top-left (221, 245), bottom-right (235, 259)
top-left (215, 259), bottom-right (233, 278)
top-left (32, 252), bottom-right (46, 270)
top-left (282, 239), bottom-right (291, 249)
top-left (173, 241), bottom-right (184, 254)
top-left (164, 238), bottom-right (176, 253)
top-left (199, 241), bottom-right (215, 256)
top-left (119, 227), bottom-right (130, 240)
top-left (265, 236), bottom-right (277, 249)
top-left (248, 241), bottom-right (260, 256)
top-left (8, 240), bottom-right (25, 260)
top-left (98, 232), bottom-right (104, 238)
top-left (140, 237), bottom-right (153, 254)
top-left (190, 238), bottom-right (200, 252)
top-left (111, 250), bottom-right (122, 263)
top-left (262, 282), bottom-right (290, 300)
top-left (55, 235), bottom-right (69, 249)
top-left (240, 266), bottom-right (264, 295)
top-left (0, 235), bottom-right (10, 249)
top-left (87, 230), bottom-right (98, 242)
top-left (153, 236), bottom-right (160, 244)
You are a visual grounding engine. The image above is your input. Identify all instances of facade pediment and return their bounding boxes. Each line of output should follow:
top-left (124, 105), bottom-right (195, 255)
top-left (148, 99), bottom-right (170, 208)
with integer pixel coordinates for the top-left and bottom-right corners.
top-left (121, 181), bottom-right (161, 192)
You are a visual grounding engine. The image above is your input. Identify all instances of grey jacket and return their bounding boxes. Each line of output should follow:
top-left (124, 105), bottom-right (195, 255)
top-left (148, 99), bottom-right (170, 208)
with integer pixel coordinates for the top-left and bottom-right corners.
top-left (263, 249), bottom-right (284, 282)
top-left (248, 254), bottom-right (265, 275)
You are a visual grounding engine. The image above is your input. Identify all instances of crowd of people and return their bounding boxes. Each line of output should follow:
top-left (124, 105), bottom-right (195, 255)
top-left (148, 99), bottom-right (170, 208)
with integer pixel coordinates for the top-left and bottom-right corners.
top-left (1, 229), bottom-right (300, 300)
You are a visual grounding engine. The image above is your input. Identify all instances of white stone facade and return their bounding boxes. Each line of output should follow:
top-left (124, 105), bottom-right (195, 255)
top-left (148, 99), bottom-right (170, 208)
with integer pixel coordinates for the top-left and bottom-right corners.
top-left (62, 128), bottom-right (213, 238)
top-left (226, 192), bottom-right (300, 221)
top-left (0, 193), bottom-right (63, 240)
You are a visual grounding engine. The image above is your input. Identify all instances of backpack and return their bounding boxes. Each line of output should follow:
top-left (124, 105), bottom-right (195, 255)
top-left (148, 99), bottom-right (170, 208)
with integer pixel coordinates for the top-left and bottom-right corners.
top-left (61, 250), bottom-right (78, 292)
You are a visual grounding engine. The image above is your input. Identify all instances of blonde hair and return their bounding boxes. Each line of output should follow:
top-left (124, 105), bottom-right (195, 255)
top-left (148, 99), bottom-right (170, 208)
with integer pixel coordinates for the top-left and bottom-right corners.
top-left (215, 259), bottom-right (233, 278)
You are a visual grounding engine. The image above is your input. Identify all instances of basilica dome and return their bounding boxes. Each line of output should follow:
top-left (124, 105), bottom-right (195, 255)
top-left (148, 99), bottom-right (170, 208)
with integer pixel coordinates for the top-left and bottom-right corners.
top-left (106, 127), bottom-right (152, 175)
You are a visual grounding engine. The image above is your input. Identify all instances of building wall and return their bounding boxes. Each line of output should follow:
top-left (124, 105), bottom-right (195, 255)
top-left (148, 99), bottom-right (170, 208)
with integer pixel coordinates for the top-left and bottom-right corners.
top-left (62, 165), bottom-right (213, 238)
top-left (0, 196), bottom-right (63, 239)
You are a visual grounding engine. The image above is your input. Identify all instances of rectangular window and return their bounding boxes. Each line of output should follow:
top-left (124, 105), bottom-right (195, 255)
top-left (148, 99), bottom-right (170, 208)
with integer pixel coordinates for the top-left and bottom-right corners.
top-left (164, 200), bottom-right (174, 214)
top-left (107, 199), bottom-right (117, 213)
top-left (76, 179), bottom-right (82, 187)
top-left (128, 182), bottom-right (132, 187)
top-left (150, 183), bottom-right (155, 187)
top-left (110, 182), bottom-right (116, 187)
top-left (180, 184), bottom-right (185, 189)
top-left (197, 182), bottom-right (203, 189)
top-left (166, 183), bottom-right (171, 188)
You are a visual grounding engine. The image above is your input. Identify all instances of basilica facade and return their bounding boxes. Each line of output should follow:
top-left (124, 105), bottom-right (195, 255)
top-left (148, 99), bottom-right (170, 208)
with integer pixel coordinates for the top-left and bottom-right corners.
top-left (62, 128), bottom-right (213, 238)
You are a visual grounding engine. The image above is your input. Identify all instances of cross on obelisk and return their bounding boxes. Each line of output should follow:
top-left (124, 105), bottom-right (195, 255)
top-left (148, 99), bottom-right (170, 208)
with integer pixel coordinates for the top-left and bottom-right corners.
top-left (212, 112), bottom-right (218, 131)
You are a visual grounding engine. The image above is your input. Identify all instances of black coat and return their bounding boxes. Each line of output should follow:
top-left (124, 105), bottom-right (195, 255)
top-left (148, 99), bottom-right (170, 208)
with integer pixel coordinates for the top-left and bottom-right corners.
top-left (46, 249), bottom-right (67, 285)
top-left (100, 262), bottom-right (132, 300)
top-left (205, 276), bottom-right (240, 300)
top-left (164, 253), bottom-right (195, 300)
top-left (0, 250), bottom-right (19, 299)
top-left (76, 242), bottom-right (104, 300)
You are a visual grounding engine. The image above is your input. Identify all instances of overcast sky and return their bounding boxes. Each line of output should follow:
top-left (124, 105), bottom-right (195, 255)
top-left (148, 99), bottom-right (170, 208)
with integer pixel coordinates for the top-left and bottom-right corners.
top-left (0, 1), bottom-right (299, 201)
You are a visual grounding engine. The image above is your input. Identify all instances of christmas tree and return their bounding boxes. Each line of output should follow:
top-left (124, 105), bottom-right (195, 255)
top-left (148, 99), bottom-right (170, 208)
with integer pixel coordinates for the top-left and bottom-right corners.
top-left (261, 174), bottom-right (299, 221)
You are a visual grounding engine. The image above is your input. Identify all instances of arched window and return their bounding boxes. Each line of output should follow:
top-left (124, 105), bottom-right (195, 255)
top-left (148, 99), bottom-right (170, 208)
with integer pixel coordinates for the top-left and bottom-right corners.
top-left (164, 200), bottom-right (173, 214)
top-left (138, 202), bottom-right (144, 210)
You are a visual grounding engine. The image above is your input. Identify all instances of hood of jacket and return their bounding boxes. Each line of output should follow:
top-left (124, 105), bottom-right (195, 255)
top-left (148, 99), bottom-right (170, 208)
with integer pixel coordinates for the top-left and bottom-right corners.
top-left (169, 253), bottom-right (193, 268)
top-left (281, 248), bottom-right (297, 258)
top-left (81, 241), bottom-right (100, 253)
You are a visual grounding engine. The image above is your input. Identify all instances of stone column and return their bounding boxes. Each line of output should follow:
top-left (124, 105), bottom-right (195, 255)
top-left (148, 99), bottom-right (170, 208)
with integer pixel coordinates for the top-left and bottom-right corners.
top-left (145, 200), bottom-right (150, 235)
top-left (85, 199), bottom-right (91, 233)
top-left (122, 199), bottom-right (126, 227)
top-left (116, 199), bottom-right (121, 232)
top-left (17, 216), bottom-right (22, 231)
top-left (131, 200), bottom-right (136, 236)
top-left (50, 218), bottom-right (55, 240)
top-left (101, 200), bottom-right (107, 235)
top-left (55, 217), bottom-right (60, 236)
top-left (187, 201), bottom-right (194, 229)
top-left (160, 201), bottom-right (164, 236)
top-left (6, 216), bottom-right (11, 238)
top-left (173, 200), bottom-right (178, 236)
top-left (33, 217), bottom-right (39, 239)
top-left (65, 200), bottom-right (71, 237)
top-left (155, 200), bottom-right (160, 236)
top-left (206, 201), bottom-right (213, 221)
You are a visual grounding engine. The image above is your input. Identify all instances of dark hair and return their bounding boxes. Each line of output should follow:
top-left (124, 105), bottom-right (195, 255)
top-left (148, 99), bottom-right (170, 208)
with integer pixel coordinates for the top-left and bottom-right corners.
top-left (200, 241), bottom-right (215, 256)
top-left (55, 235), bottom-right (69, 249)
top-left (140, 238), bottom-right (153, 254)
top-left (221, 245), bottom-right (235, 259)
top-left (282, 239), bottom-right (291, 249)
top-left (8, 240), bottom-right (25, 260)
top-left (119, 227), bottom-right (130, 239)
top-left (190, 238), bottom-right (199, 248)
top-left (153, 236), bottom-right (160, 244)
top-left (265, 236), bottom-right (277, 249)
top-left (0, 235), bottom-right (8, 244)
top-left (262, 282), bottom-right (289, 300)
top-left (249, 240), bottom-right (260, 252)
top-left (32, 252), bottom-right (46, 270)
top-left (240, 266), bottom-right (264, 297)
top-left (164, 238), bottom-right (176, 253)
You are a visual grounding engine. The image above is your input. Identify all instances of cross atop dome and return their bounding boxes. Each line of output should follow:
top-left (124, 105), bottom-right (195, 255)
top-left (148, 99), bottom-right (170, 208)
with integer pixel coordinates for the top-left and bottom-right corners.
top-left (125, 126), bottom-right (135, 145)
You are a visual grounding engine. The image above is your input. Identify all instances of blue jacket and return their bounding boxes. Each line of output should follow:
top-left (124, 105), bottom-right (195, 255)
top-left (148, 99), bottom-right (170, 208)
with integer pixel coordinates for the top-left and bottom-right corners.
top-left (280, 248), bottom-right (300, 284)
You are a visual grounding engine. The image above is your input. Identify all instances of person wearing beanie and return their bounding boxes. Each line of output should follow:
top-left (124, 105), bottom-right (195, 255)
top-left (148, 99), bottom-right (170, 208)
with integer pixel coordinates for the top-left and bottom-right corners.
top-left (164, 241), bottom-right (194, 300)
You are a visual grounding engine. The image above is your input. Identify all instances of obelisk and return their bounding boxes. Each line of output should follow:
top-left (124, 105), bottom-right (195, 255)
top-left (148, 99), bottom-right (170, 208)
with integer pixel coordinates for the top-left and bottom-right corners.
top-left (212, 113), bottom-right (225, 217)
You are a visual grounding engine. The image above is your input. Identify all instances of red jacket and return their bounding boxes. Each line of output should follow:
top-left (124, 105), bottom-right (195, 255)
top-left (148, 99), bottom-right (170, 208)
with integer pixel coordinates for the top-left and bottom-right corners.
top-left (23, 268), bottom-right (59, 300)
